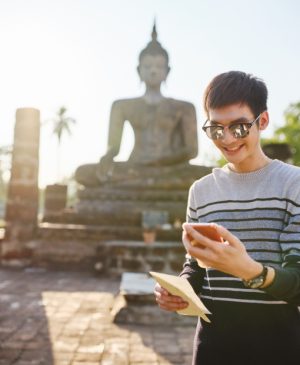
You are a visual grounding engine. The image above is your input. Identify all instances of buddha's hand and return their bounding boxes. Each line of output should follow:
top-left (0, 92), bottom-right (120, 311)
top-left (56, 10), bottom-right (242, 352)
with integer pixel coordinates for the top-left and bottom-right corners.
top-left (95, 154), bottom-right (114, 182)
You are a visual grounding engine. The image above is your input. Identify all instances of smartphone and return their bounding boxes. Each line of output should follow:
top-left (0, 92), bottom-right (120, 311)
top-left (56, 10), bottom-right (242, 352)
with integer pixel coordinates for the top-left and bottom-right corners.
top-left (186, 223), bottom-right (223, 268)
top-left (187, 223), bottom-right (223, 243)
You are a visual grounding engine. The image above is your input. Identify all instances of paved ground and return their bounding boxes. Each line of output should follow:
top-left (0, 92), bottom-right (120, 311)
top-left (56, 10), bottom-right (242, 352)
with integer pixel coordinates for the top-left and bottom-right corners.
top-left (0, 268), bottom-right (195, 365)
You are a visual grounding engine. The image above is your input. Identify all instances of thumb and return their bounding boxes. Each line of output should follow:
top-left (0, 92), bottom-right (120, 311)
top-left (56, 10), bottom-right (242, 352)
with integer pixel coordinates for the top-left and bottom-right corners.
top-left (215, 224), bottom-right (240, 247)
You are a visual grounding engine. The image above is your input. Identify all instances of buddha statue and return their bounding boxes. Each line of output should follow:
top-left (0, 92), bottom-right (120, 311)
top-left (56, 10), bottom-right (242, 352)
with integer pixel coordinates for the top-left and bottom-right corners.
top-left (75, 25), bottom-right (200, 189)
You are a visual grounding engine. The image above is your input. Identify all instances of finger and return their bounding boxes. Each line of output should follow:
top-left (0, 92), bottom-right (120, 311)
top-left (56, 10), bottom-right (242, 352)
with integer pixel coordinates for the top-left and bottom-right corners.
top-left (158, 292), bottom-right (187, 304)
top-left (156, 298), bottom-right (189, 311)
top-left (182, 230), bottom-right (192, 250)
top-left (154, 285), bottom-right (185, 304)
top-left (159, 303), bottom-right (189, 311)
top-left (182, 231), bottom-right (211, 266)
top-left (215, 225), bottom-right (241, 247)
top-left (156, 293), bottom-right (188, 305)
top-left (182, 230), bottom-right (204, 256)
top-left (154, 284), bottom-right (169, 296)
top-left (182, 226), bottom-right (204, 247)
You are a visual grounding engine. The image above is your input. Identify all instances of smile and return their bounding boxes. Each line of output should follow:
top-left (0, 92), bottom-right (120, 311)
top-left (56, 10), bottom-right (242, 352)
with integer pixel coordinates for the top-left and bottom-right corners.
top-left (223, 145), bottom-right (244, 154)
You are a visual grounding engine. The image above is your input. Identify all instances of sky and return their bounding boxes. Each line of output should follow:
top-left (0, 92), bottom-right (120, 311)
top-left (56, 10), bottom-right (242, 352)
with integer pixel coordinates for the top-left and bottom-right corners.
top-left (1, 0), bottom-right (300, 187)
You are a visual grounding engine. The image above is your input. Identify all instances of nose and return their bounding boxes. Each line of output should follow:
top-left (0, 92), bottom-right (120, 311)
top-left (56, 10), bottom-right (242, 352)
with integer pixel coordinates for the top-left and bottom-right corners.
top-left (150, 67), bottom-right (158, 74)
top-left (221, 127), bottom-right (236, 144)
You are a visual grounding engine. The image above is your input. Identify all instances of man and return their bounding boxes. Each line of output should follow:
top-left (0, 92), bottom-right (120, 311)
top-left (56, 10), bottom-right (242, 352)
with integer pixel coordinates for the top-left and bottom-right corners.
top-left (154, 71), bottom-right (300, 365)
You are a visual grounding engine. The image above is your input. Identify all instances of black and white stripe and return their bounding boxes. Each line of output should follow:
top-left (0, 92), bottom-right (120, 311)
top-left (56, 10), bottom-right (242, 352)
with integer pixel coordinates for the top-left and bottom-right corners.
top-left (186, 160), bottom-right (300, 306)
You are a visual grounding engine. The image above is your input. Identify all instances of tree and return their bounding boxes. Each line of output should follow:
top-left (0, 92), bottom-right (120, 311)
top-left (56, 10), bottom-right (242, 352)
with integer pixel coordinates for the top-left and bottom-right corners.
top-left (50, 106), bottom-right (76, 182)
top-left (273, 102), bottom-right (300, 166)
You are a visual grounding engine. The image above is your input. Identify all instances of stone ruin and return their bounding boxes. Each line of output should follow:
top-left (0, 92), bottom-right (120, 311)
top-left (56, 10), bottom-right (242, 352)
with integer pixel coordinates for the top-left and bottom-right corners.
top-left (3, 26), bottom-right (212, 275)
top-left (1, 27), bottom-right (292, 276)
top-left (1, 27), bottom-right (292, 325)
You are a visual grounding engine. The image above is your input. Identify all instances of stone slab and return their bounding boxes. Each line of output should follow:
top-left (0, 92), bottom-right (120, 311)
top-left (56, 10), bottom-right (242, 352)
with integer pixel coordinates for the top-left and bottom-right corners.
top-left (120, 272), bottom-right (156, 295)
top-left (0, 268), bottom-right (195, 365)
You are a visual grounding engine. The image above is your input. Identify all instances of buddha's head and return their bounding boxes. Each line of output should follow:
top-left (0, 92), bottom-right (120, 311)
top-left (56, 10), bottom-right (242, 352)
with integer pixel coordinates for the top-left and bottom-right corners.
top-left (137, 24), bottom-right (170, 87)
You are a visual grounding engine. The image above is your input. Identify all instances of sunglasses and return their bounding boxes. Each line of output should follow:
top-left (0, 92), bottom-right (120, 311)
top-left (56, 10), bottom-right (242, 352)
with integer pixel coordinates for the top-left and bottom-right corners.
top-left (202, 114), bottom-right (261, 140)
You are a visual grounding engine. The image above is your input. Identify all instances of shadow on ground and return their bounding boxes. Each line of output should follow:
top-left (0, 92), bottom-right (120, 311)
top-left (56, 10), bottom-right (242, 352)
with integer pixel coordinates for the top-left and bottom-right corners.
top-left (0, 268), bottom-right (195, 365)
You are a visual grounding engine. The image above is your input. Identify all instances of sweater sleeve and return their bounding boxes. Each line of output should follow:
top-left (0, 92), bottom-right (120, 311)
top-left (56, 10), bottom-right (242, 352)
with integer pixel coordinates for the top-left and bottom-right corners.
top-left (179, 254), bottom-right (206, 295)
top-left (264, 184), bottom-right (300, 305)
top-left (179, 183), bottom-right (206, 294)
top-left (264, 265), bottom-right (300, 305)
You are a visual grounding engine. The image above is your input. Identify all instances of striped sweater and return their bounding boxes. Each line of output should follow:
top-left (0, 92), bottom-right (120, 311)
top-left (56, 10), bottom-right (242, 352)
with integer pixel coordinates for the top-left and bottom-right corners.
top-left (180, 159), bottom-right (300, 364)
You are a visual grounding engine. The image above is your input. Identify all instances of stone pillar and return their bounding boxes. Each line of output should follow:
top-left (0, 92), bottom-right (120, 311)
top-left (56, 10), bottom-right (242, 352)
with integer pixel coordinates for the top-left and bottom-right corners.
top-left (2, 108), bottom-right (40, 264)
top-left (43, 183), bottom-right (68, 221)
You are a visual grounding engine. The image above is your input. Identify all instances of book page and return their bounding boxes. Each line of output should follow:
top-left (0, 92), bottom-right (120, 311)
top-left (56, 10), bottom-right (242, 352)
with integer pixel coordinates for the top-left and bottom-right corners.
top-left (149, 271), bottom-right (211, 323)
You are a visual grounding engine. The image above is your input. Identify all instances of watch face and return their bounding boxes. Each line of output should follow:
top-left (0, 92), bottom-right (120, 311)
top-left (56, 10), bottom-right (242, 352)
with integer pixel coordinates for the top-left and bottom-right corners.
top-left (249, 278), bottom-right (264, 288)
top-left (243, 277), bottom-right (264, 289)
top-left (243, 266), bottom-right (268, 289)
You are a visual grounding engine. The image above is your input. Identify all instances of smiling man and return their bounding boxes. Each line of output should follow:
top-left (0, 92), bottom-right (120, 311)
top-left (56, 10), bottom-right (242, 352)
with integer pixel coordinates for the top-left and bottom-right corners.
top-left (154, 71), bottom-right (300, 365)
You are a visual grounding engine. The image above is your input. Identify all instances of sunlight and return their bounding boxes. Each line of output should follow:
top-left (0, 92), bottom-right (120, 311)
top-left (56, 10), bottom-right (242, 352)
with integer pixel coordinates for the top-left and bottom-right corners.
top-left (42, 291), bottom-right (177, 364)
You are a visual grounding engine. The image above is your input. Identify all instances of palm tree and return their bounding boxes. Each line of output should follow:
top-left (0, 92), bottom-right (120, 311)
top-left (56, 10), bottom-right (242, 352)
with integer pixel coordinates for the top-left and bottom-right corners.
top-left (51, 106), bottom-right (76, 182)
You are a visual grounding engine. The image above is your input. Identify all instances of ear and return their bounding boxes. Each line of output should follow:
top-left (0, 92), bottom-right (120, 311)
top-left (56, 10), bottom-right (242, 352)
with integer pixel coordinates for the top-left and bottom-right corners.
top-left (259, 111), bottom-right (269, 131)
top-left (164, 66), bottom-right (171, 81)
top-left (137, 66), bottom-right (143, 81)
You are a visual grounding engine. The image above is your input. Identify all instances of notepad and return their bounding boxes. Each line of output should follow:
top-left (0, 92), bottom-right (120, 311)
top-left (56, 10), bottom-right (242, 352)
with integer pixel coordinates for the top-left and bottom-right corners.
top-left (149, 271), bottom-right (211, 323)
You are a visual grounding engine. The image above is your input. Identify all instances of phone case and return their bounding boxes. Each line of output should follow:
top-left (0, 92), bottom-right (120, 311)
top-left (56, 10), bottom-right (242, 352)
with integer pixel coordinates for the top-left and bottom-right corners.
top-left (188, 223), bottom-right (222, 242)
top-left (187, 223), bottom-right (223, 268)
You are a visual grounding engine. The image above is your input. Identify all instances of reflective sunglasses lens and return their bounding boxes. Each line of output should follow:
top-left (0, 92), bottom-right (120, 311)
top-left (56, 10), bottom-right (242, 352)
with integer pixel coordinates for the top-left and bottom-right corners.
top-left (207, 127), bottom-right (224, 140)
top-left (230, 124), bottom-right (249, 138)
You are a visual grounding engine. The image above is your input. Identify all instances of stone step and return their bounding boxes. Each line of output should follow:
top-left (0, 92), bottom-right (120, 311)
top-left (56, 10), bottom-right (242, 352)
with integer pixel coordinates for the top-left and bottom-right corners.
top-left (98, 240), bottom-right (186, 275)
top-left (78, 188), bottom-right (189, 201)
top-left (38, 222), bottom-right (182, 241)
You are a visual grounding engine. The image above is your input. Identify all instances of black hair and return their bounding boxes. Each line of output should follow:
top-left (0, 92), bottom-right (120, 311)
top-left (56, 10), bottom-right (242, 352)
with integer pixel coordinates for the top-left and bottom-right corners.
top-left (203, 71), bottom-right (268, 117)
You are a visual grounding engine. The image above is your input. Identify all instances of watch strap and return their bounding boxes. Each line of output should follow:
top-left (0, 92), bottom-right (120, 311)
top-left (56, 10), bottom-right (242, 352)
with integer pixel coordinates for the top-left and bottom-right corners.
top-left (242, 265), bottom-right (268, 288)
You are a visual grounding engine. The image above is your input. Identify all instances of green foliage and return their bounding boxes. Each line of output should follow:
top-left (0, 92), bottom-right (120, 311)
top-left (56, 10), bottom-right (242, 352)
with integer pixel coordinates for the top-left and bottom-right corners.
top-left (216, 155), bottom-right (227, 167)
top-left (273, 102), bottom-right (300, 165)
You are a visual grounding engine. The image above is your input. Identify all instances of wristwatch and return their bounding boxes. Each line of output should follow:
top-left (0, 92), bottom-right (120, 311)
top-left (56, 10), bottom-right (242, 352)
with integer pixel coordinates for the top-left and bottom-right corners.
top-left (242, 266), bottom-right (268, 289)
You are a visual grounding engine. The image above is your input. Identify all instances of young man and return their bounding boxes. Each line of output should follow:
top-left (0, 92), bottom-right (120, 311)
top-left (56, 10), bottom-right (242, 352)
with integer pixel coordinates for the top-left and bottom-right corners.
top-left (154, 71), bottom-right (300, 365)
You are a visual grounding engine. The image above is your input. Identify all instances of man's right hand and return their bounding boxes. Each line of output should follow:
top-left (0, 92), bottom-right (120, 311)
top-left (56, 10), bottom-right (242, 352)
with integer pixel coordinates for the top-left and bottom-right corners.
top-left (154, 283), bottom-right (189, 311)
top-left (95, 154), bottom-right (114, 182)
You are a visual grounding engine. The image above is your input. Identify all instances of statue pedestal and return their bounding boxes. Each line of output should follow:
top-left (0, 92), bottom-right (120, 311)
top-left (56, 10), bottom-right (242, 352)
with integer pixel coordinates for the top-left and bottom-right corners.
top-left (68, 164), bottom-right (212, 231)
top-left (98, 240), bottom-right (186, 275)
top-left (36, 165), bottom-right (212, 270)
top-left (76, 187), bottom-right (188, 226)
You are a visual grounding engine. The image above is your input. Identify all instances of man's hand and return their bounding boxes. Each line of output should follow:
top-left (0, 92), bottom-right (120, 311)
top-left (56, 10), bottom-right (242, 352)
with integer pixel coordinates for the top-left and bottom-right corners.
top-left (182, 223), bottom-right (263, 281)
top-left (154, 283), bottom-right (189, 311)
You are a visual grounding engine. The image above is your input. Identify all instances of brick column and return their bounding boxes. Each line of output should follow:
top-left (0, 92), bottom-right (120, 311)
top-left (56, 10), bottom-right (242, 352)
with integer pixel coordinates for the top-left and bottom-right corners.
top-left (2, 108), bottom-right (40, 264)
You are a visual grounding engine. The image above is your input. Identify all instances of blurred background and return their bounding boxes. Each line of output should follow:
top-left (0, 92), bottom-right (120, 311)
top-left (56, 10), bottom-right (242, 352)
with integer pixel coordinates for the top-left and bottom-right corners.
top-left (1, 4), bottom-right (300, 363)
top-left (1, 0), bottom-right (300, 220)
